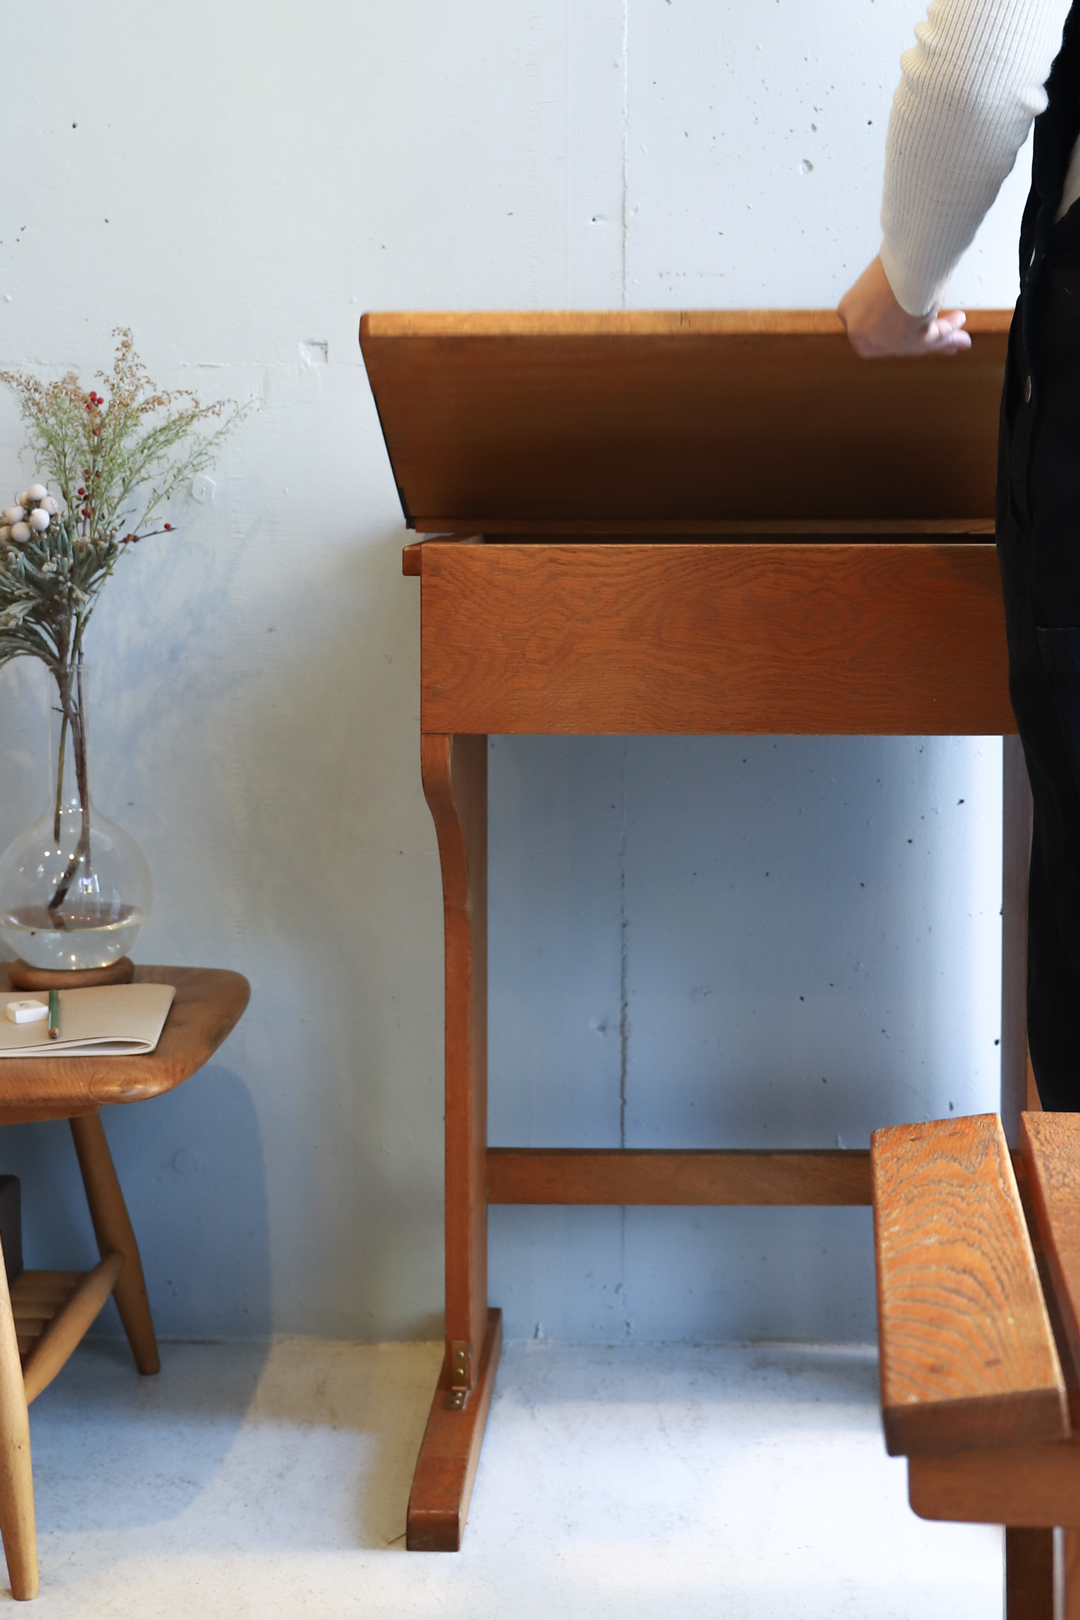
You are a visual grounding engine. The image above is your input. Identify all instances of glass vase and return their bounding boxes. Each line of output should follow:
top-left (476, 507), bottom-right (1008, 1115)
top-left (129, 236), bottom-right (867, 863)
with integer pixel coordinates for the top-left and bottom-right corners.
top-left (0, 663), bottom-right (152, 970)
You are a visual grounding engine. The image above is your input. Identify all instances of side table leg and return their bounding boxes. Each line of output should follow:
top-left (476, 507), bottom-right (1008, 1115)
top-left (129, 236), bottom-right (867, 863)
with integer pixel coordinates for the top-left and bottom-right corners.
top-left (1005, 1526), bottom-right (1053, 1620)
top-left (0, 1237), bottom-right (36, 1600)
top-left (69, 1112), bottom-right (160, 1375)
top-left (408, 733), bottom-right (497, 1551)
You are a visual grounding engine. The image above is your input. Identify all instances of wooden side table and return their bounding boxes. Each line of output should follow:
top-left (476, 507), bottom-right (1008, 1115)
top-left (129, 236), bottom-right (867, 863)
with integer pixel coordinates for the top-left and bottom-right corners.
top-left (0, 963), bottom-right (249, 1598)
top-left (361, 308), bottom-right (1028, 1552)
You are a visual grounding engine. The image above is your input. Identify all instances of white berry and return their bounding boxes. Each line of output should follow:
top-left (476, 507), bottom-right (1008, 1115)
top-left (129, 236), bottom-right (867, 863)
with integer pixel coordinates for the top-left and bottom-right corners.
top-left (3, 507), bottom-right (25, 524)
top-left (0, 526), bottom-right (10, 542)
top-left (10, 522), bottom-right (31, 542)
top-left (25, 484), bottom-right (48, 502)
top-left (40, 496), bottom-right (59, 515)
top-left (28, 509), bottom-right (50, 532)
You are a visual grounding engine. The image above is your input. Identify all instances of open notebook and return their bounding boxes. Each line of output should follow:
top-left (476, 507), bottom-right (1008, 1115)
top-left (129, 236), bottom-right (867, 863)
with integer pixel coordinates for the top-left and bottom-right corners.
top-left (0, 983), bottom-right (175, 1057)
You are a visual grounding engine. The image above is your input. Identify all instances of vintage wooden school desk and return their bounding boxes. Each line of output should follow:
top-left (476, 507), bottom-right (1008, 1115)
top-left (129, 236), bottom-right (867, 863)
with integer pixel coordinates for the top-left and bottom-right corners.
top-left (360, 309), bottom-right (1025, 1553)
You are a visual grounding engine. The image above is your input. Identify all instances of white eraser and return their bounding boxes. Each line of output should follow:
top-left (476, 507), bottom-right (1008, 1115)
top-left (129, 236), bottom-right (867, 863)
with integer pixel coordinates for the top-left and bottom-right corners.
top-left (5, 999), bottom-right (49, 1025)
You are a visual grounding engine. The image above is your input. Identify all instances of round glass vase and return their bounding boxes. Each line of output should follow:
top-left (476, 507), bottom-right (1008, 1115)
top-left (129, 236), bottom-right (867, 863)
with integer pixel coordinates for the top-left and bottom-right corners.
top-left (0, 663), bottom-right (152, 971)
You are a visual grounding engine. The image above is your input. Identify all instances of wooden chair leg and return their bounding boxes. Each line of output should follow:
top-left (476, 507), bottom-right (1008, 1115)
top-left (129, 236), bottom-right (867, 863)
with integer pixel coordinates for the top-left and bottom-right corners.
top-left (69, 1112), bottom-right (160, 1375)
top-left (1005, 1526), bottom-right (1053, 1620)
top-left (0, 1238), bottom-right (37, 1600)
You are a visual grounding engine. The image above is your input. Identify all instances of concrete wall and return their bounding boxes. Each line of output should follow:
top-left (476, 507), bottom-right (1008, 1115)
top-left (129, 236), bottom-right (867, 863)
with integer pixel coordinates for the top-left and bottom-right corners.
top-left (0, 0), bottom-right (1029, 1342)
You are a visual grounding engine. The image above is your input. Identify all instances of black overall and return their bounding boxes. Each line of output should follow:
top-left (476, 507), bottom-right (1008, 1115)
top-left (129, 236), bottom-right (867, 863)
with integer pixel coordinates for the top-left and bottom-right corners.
top-left (999, 0), bottom-right (1080, 1107)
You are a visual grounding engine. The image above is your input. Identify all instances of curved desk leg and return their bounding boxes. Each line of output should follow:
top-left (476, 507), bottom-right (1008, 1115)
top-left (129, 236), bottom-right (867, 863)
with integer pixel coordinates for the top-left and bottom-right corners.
top-left (1001, 735), bottom-right (1033, 1146)
top-left (408, 733), bottom-right (499, 1552)
top-left (69, 1112), bottom-right (160, 1376)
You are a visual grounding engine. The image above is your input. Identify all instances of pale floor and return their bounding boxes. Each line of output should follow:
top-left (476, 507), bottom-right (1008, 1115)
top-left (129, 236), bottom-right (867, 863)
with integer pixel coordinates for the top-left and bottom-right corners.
top-left (15, 1338), bottom-right (1000, 1619)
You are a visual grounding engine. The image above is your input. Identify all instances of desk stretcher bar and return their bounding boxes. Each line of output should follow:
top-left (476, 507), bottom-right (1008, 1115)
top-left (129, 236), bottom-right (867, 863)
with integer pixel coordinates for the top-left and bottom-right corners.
top-left (487, 1147), bottom-right (872, 1205)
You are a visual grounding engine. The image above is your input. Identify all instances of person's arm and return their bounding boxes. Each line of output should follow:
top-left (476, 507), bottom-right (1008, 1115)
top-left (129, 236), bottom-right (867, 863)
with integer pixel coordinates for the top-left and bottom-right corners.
top-left (839, 256), bottom-right (971, 357)
top-left (840, 0), bottom-right (1070, 357)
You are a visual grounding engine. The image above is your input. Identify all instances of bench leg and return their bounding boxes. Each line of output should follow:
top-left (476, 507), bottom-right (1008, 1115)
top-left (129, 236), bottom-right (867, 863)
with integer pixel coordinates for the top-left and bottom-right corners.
top-left (69, 1112), bottom-right (160, 1375)
top-left (1005, 1527), bottom-right (1053, 1619)
top-left (0, 1238), bottom-right (37, 1600)
top-left (1060, 1529), bottom-right (1080, 1619)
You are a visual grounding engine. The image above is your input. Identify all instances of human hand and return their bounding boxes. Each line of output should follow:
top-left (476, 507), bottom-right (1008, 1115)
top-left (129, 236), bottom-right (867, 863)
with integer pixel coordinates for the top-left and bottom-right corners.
top-left (838, 256), bottom-right (970, 358)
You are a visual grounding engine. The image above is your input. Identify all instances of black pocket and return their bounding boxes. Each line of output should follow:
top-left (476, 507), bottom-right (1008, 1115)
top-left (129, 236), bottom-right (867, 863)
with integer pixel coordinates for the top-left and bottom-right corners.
top-left (1038, 626), bottom-right (1080, 670)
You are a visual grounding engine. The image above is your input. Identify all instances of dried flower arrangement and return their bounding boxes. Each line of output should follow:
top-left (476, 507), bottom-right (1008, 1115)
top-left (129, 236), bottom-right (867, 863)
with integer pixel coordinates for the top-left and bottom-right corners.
top-left (0, 329), bottom-right (248, 917)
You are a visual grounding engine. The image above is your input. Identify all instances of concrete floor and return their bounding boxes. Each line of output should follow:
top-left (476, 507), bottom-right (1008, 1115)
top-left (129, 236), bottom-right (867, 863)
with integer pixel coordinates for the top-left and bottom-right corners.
top-left (15, 1338), bottom-right (1000, 1618)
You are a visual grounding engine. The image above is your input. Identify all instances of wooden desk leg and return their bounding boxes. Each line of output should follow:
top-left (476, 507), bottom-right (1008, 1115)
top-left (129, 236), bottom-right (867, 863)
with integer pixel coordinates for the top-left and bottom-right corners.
top-left (1005, 1527), bottom-right (1053, 1619)
top-left (1001, 735), bottom-right (1033, 1147)
top-left (69, 1112), bottom-right (160, 1376)
top-left (0, 1238), bottom-right (36, 1600)
top-left (408, 733), bottom-right (498, 1552)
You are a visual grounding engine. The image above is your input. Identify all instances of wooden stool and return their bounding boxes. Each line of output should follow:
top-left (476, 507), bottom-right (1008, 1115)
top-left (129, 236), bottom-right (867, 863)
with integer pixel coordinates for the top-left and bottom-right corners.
top-left (870, 1110), bottom-right (1080, 1618)
top-left (0, 964), bottom-right (249, 1600)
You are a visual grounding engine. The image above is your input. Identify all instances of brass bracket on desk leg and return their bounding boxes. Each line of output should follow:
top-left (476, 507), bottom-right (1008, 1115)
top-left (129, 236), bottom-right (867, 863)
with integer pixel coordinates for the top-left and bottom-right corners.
top-left (447, 1340), bottom-right (471, 1410)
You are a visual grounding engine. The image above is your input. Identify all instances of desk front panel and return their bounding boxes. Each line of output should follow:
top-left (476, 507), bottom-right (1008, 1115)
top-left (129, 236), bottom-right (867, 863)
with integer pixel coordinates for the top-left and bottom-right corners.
top-left (419, 542), bottom-right (1014, 736)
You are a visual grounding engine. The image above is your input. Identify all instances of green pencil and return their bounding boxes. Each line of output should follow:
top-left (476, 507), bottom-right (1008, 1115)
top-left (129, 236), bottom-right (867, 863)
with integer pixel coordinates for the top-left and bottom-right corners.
top-left (48, 988), bottom-right (60, 1042)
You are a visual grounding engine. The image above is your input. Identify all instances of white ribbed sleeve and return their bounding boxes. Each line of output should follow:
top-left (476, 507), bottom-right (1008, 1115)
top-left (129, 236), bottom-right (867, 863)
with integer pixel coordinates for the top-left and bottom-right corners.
top-left (880, 0), bottom-right (1071, 316)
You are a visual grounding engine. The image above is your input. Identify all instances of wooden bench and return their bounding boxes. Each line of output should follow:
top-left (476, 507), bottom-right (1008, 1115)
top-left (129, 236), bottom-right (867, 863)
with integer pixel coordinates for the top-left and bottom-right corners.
top-left (872, 1111), bottom-right (1080, 1618)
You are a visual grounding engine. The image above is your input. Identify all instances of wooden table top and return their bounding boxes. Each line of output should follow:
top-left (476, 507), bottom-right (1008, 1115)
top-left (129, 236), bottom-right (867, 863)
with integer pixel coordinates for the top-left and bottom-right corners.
top-left (0, 965), bottom-right (250, 1122)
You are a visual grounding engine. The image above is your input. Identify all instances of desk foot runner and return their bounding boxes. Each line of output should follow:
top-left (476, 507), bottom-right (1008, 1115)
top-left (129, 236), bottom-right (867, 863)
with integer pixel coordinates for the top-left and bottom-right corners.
top-left (407, 1308), bottom-right (502, 1552)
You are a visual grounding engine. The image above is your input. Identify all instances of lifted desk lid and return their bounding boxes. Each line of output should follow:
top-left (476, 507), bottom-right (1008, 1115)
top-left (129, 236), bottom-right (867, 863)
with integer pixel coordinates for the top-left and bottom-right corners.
top-left (359, 309), bottom-right (1012, 534)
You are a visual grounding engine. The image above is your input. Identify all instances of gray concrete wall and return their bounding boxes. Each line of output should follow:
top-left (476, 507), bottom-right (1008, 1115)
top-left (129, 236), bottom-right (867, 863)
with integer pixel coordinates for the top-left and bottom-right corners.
top-left (0, 0), bottom-right (1023, 1341)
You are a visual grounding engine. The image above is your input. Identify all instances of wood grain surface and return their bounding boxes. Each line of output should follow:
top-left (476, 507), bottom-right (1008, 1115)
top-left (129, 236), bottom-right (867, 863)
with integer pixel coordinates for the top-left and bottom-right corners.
top-left (0, 965), bottom-right (250, 1119)
top-left (419, 542), bottom-right (1012, 736)
top-left (361, 310), bottom-right (1009, 528)
top-left (365, 308), bottom-right (1011, 338)
top-left (872, 1114), bottom-right (1068, 1457)
top-left (1021, 1113), bottom-right (1080, 1379)
top-left (486, 1148), bottom-right (871, 1205)
top-left (406, 1308), bottom-right (502, 1552)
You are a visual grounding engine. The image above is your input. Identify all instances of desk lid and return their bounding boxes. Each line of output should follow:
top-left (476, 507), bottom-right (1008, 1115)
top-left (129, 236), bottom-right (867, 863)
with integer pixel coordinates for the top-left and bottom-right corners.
top-left (360, 309), bottom-right (1011, 533)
